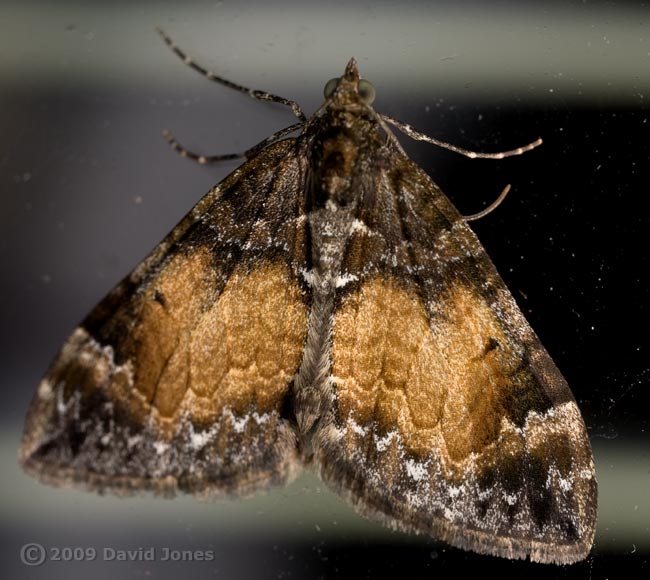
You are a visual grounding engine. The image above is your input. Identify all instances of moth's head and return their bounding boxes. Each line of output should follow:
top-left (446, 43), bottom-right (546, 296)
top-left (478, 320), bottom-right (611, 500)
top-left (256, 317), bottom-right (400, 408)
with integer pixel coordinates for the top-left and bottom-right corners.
top-left (323, 58), bottom-right (376, 107)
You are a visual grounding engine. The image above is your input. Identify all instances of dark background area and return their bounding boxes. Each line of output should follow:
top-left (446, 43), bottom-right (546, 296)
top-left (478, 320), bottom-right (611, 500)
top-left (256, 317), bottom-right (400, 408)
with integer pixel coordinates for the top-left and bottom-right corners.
top-left (1, 1), bottom-right (648, 579)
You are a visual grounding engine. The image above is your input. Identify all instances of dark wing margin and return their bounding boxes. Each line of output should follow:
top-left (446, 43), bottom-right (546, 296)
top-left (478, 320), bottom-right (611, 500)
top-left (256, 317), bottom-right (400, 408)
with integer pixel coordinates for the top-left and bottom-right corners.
top-left (21, 139), bottom-right (312, 498)
top-left (315, 150), bottom-right (597, 563)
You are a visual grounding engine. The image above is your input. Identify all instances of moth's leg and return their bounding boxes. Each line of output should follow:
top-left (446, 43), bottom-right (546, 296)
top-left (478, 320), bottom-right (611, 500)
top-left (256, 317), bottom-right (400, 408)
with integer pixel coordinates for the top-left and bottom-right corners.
top-left (380, 113), bottom-right (542, 159)
top-left (156, 28), bottom-right (307, 122)
top-left (161, 122), bottom-right (303, 164)
top-left (463, 184), bottom-right (511, 221)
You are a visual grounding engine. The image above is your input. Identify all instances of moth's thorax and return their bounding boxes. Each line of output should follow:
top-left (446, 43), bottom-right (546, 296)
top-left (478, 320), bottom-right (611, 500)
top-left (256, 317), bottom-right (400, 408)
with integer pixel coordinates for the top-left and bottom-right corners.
top-left (306, 113), bottom-right (379, 280)
top-left (315, 130), bottom-right (358, 206)
top-left (308, 109), bottom-right (380, 209)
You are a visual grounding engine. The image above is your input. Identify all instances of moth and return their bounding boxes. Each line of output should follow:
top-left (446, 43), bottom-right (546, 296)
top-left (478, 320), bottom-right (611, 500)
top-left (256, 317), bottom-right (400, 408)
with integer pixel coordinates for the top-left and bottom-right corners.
top-left (21, 30), bottom-right (597, 564)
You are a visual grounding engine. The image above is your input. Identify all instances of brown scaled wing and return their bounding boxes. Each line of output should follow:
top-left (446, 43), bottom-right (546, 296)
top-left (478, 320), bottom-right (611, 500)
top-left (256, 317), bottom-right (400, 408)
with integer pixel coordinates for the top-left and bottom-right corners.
top-left (314, 150), bottom-right (597, 564)
top-left (21, 139), bottom-right (311, 498)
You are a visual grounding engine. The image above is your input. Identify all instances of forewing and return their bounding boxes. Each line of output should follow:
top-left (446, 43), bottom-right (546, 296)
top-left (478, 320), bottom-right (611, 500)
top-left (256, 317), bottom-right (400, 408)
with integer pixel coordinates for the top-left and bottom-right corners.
top-left (315, 152), bottom-right (597, 563)
top-left (21, 139), bottom-right (310, 498)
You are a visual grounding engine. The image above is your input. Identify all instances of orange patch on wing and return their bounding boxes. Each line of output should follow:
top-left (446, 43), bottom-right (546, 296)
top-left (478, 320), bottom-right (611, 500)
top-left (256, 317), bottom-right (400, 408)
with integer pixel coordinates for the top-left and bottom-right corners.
top-left (332, 278), bottom-right (524, 461)
top-left (109, 252), bottom-right (308, 436)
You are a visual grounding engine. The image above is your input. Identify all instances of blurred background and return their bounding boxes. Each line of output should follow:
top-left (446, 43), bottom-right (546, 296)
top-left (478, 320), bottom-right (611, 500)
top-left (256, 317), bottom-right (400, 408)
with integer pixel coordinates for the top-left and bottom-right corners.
top-left (1, 1), bottom-right (648, 578)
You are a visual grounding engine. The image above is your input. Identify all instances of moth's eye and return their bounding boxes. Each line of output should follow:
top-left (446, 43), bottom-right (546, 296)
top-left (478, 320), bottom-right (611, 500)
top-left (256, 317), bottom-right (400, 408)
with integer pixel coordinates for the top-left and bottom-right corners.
top-left (358, 79), bottom-right (376, 105)
top-left (324, 77), bottom-right (340, 98)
